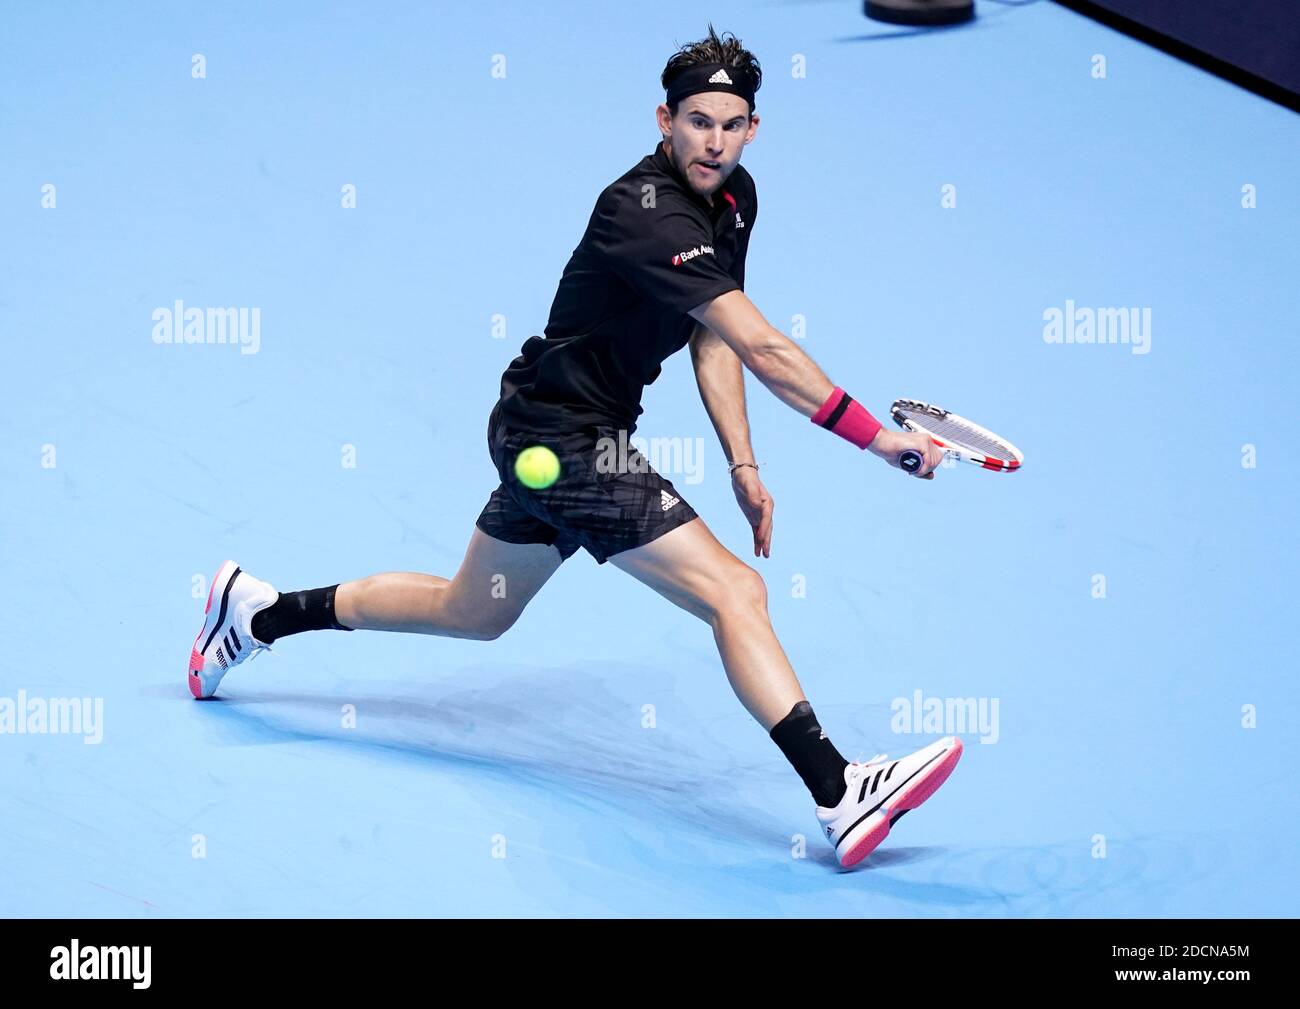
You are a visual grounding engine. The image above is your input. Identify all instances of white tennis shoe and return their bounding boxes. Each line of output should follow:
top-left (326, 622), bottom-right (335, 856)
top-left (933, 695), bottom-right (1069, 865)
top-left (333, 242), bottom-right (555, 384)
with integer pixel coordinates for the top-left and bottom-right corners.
top-left (816, 735), bottom-right (964, 867)
top-left (188, 560), bottom-right (278, 699)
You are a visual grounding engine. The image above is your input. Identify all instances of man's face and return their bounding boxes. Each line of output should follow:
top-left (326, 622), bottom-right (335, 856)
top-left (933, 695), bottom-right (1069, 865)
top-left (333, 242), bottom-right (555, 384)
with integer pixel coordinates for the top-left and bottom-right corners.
top-left (657, 92), bottom-right (759, 201)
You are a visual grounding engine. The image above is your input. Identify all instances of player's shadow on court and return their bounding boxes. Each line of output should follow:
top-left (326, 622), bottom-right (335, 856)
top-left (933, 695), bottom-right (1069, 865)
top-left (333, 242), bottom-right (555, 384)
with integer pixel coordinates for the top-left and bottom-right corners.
top-left (190, 663), bottom-right (809, 855)
top-left (199, 680), bottom-right (964, 878)
top-left (180, 673), bottom-right (1170, 909)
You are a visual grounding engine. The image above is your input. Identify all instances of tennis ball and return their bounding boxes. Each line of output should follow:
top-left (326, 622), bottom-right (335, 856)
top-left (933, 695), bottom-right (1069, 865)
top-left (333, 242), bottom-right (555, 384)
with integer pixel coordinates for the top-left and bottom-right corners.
top-left (514, 445), bottom-right (561, 490)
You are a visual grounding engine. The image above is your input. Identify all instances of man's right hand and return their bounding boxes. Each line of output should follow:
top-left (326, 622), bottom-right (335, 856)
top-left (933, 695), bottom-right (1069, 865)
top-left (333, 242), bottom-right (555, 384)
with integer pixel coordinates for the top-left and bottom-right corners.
top-left (867, 429), bottom-right (945, 480)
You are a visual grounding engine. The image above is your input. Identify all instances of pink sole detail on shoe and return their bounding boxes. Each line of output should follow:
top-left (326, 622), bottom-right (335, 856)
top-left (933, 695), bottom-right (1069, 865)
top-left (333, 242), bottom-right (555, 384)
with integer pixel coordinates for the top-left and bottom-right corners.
top-left (188, 648), bottom-right (205, 698)
top-left (187, 560), bottom-right (235, 700)
top-left (840, 819), bottom-right (892, 867)
top-left (839, 736), bottom-right (964, 867)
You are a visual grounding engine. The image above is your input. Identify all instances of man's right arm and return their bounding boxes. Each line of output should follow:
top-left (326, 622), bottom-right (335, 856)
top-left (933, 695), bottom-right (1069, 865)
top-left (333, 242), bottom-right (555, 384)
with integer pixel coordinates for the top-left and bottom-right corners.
top-left (689, 289), bottom-right (945, 477)
top-left (690, 289), bottom-right (833, 418)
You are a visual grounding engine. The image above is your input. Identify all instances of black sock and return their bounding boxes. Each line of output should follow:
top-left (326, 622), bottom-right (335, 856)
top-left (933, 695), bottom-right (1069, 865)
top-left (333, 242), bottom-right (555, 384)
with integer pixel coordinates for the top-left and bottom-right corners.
top-left (251, 585), bottom-right (353, 644)
top-left (769, 701), bottom-right (850, 808)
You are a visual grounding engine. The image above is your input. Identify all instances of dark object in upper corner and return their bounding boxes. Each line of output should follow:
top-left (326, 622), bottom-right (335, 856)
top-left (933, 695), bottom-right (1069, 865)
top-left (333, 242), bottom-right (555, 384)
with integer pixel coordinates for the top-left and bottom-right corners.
top-left (864, 0), bottom-right (976, 27)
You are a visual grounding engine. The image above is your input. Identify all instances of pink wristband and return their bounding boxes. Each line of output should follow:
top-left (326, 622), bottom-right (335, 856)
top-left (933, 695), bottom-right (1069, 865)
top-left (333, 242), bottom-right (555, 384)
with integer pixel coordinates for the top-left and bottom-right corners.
top-left (810, 387), bottom-right (883, 450)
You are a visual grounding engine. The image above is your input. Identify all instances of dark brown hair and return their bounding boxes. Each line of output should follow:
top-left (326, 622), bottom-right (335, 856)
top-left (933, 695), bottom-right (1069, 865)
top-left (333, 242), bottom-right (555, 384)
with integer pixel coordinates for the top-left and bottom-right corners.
top-left (661, 23), bottom-right (762, 117)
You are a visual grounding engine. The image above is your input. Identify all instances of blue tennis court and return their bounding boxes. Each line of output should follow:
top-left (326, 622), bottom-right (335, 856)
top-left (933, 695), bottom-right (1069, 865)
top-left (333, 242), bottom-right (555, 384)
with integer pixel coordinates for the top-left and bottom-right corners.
top-left (1, 1), bottom-right (1296, 917)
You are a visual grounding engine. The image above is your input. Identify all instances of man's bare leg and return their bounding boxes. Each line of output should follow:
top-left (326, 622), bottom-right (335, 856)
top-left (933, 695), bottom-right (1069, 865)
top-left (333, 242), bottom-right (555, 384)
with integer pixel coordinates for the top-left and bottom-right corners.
top-left (334, 528), bottom-right (564, 640)
top-left (608, 515), bottom-right (856, 812)
top-left (191, 530), bottom-right (563, 699)
top-left (608, 516), bottom-right (803, 730)
top-left (608, 514), bottom-right (964, 865)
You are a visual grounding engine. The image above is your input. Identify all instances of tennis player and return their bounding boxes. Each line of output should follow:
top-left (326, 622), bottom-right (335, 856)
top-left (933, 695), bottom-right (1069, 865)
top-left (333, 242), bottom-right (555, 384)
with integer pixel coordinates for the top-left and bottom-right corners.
top-left (188, 25), bottom-right (962, 867)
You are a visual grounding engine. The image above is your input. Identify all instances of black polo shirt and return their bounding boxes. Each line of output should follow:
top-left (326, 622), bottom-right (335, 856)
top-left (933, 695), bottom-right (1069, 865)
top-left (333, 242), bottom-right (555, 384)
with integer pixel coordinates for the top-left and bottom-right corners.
top-left (497, 140), bottom-right (756, 435)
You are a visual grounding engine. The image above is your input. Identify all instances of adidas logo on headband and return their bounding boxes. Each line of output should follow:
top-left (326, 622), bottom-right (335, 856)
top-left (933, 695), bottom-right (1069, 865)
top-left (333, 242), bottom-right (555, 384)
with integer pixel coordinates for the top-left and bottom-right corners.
top-left (708, 69), bottom-right (734, 85)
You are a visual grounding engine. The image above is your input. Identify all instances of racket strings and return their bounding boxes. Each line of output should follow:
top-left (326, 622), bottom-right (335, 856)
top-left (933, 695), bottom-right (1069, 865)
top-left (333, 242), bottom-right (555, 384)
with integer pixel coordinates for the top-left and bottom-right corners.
top-left (898, 410), bottom-right (1014, 459)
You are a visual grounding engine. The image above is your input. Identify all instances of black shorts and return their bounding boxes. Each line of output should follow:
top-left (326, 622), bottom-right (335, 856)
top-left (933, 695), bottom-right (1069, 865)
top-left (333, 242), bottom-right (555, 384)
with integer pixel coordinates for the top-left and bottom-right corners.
top-left (474, 401), bottom-right (699, 564)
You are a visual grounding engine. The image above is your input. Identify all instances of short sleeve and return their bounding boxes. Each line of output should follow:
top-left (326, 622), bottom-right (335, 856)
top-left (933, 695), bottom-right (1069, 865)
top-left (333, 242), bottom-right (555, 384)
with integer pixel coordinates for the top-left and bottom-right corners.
top-left (730, 243), bottom-right (746, 291)
top-left (597, 193), bottom-right (740, 315)
top-left (732, 190), bottom-right (755, 290)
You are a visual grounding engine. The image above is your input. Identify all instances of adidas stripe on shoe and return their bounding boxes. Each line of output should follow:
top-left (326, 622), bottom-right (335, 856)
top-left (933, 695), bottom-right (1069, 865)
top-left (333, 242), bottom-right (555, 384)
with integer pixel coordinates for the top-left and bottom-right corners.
top-left (188, 560), bottom-right (279, 699)
top-left (815, 735), bottom-right (963, 867)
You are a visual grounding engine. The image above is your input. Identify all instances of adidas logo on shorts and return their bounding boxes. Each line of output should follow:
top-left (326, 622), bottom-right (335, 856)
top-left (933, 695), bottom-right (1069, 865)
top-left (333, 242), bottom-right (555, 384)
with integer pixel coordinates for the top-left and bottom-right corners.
top-left (660, 490), bottom-right (680, 512)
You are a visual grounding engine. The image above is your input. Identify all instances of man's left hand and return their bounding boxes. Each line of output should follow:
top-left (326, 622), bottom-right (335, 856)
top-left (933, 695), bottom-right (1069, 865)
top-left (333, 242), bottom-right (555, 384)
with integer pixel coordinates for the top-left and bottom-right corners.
top-left (731, 465), bottom-right (773, 558)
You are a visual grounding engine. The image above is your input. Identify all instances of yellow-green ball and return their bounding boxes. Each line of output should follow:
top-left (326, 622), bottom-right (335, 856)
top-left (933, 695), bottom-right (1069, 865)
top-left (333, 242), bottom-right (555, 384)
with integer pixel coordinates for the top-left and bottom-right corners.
top-left (514, 445), bottom-right (561, 490)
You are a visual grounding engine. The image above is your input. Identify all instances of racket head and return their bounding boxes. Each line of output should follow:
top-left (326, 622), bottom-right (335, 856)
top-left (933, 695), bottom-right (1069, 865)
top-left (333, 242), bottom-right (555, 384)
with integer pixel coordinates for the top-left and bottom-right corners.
top-left (891, 398), bottom-right (1023, 473)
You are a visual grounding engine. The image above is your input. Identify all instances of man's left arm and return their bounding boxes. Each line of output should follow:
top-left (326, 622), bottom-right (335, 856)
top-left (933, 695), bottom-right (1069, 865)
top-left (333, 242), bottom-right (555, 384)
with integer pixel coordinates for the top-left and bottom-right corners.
top-left (689, 321), bottom-right (774, 558)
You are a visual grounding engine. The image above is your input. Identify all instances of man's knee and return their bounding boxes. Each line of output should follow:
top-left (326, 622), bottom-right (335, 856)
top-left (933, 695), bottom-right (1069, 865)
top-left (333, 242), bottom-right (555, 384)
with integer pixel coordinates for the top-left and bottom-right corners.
top-left (465, 591), bottom-right (534, 640)
top-left (711, 563), bottom-right (769, 622)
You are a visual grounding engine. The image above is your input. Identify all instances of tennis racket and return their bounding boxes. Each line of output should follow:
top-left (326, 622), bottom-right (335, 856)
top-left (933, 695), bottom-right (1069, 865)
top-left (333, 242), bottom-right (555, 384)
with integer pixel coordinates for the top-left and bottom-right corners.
top-left (892, 398), bottom-right (1023, 474)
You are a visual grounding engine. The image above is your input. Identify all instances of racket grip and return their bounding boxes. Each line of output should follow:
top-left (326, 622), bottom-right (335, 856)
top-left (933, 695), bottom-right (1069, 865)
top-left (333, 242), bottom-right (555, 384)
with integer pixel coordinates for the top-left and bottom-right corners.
top-left (899, 449), bottom-right (923, 474)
